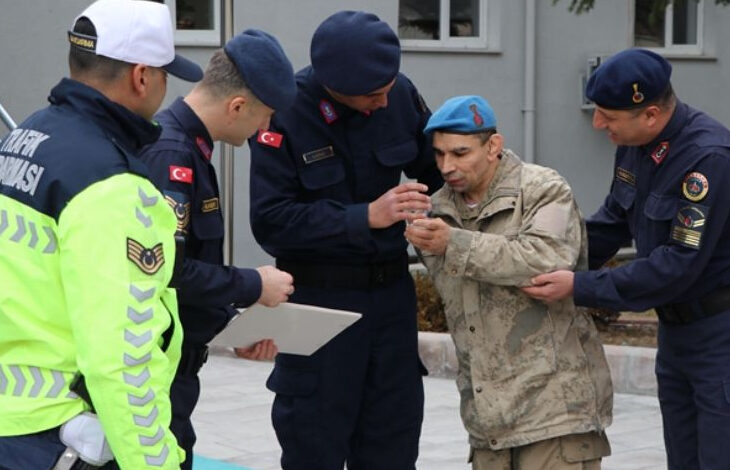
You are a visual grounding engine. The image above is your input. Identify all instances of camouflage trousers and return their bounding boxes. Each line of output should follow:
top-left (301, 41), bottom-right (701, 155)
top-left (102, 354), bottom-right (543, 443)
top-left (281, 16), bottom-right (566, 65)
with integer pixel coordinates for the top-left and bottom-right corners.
top-left (470, 431), bottom-right (610, 470)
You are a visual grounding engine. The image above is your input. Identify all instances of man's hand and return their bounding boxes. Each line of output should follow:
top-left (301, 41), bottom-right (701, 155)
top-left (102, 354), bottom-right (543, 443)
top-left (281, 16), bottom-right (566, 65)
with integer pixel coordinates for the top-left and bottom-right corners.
top-left (368, 182), bottom-right (431, 229)
top-left (256, 265), bottom-right (294, 307)
top-left (234, 339), bottom-right (278, 361)
top-left (521, 270), bottom-right (575, 303)
top-left (404, 217), bottom-right (450, 256)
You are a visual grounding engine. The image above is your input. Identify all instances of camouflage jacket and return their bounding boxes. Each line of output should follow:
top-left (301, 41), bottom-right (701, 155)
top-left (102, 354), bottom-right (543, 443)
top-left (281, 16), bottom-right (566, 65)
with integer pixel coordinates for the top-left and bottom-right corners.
top-left (422, 150), bottom-right (613, 450)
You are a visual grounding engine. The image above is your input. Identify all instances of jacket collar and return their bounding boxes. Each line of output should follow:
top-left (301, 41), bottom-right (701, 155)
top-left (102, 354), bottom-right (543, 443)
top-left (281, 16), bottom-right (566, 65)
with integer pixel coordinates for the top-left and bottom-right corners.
top-left (165, 97), bottom-right (214, 161)
top-left (640, 100), bottom-right (689, 156)
top-left (48, 78), bottom-right (161, 154)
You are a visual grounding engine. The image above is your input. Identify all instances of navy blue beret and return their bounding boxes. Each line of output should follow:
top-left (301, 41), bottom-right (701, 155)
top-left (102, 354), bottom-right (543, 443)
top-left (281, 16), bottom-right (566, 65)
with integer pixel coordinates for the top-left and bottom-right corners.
top-left (223, 29), bottom-right (296, 110)
top-left (424, 95), bottom-right (497, 135)
top-left (310, 11), bottom-right (400, 95)
top-left (586, 48), bottom-right (672, 110)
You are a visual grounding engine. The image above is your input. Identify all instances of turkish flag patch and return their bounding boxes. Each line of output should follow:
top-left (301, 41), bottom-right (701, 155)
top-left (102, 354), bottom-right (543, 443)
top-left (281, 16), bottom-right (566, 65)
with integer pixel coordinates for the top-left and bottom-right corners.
top-left (169, 165), bottom-right (193, 183)
top-left (257, 130), bottom-right (283, 148)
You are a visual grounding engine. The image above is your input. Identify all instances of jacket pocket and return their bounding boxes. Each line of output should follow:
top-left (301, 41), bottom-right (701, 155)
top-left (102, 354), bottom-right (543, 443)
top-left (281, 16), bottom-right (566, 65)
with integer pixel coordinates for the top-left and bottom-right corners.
top-left (299, 157), bottom-right (346, 191)
top-left (374, 139), bottom-right (418, 168)
top-left (612, 181), bottom-right (636, 211)
top-left (643, 193), bottom-right (677, 244)
top-left (361, 139), bottom-right (419, 199)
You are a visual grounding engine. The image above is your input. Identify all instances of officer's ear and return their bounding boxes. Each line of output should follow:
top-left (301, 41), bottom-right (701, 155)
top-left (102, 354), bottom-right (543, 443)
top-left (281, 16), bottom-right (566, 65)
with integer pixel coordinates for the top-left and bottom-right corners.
top-left (641, 105), bottom-right (662, 129)
top-left (486, 133), bottom-right (504, 159)
top-left (129, 64), bottom-right (151, 97)
top-left (227, 95), bottom-right (249, 118)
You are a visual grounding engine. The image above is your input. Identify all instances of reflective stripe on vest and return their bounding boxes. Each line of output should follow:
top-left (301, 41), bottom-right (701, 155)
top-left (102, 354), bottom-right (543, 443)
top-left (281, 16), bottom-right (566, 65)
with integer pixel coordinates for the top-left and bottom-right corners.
top-left (0, 364), bottom-right (75, 398)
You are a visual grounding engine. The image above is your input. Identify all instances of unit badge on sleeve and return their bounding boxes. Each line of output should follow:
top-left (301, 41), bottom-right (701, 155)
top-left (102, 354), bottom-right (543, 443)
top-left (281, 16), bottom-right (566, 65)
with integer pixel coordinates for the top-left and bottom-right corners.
top-left (127, 238), bottom-right (165, 275)
top-left (682, 172), bottom-right (709, 202)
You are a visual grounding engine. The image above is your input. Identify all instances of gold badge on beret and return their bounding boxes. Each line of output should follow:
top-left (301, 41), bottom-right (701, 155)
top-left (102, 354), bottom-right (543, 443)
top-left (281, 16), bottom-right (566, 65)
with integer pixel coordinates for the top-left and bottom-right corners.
top-left (632, 83), bottom-right (645, 104)
top-left (682, 172), bottom-right (709, 202)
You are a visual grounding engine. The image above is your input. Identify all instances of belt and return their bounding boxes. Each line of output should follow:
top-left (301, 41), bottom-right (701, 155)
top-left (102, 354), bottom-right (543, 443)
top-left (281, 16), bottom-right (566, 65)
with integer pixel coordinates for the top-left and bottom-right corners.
top-left (277, 257), bottom-right (409, 290)
top-left (177, 345), bottom-right (209, 376)
top-left (655, 286), bottom-right (730, 324)
top-left (71, 459), bottom-right (117, 469)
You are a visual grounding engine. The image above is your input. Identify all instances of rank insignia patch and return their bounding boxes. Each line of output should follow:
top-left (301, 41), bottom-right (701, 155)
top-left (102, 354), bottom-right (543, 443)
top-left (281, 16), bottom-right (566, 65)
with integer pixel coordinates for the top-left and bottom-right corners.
top-left (616, 167), bottom-right (636, 186)
top-left (650, 141), bottom-right (669, 165)
top-left (202, 197), bottom-right (220, 213)
top-left (682, 172), bottom-right (709, 202)
top-left (165, 194), bottom-right (190, 234)
top-left (196, 136), bottom-right (212, 160)
top-left (127, 238), bottom-right (165, 275)
top-left (319, 100), bottom-right (338, 124)
top-left (671, 204), bottom-right (707, 249)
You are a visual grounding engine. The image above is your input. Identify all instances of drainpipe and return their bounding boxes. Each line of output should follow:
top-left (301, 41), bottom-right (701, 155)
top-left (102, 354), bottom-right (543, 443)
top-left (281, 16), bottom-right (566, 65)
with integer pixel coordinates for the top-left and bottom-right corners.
top-left (523, 0), bottom-right (536, 163)
top-left (221, 0), bottom-right (235, 264)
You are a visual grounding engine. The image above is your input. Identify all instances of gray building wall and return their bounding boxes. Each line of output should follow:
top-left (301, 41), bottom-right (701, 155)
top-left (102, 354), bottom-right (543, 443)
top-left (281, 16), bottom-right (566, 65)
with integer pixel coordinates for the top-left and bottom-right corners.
top-left (2, 1), bottom-right (729, 269)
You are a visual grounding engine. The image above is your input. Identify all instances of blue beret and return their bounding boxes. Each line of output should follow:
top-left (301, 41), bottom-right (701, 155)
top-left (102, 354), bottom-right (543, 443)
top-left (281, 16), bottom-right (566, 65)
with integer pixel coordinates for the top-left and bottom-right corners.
top-left (424, 95), bottom-right (497, 135)
top-left (311, 11), bottom-right (400, 95)
top-left (223, 29), bottom-right (296, 110)
top-left (586, 48), bottom-right (672, 110)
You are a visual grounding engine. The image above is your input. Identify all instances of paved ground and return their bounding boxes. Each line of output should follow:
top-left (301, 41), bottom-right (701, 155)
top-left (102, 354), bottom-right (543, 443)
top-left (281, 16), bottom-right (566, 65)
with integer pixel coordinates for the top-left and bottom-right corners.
top-left (193, 350), bottom-right (666, 470)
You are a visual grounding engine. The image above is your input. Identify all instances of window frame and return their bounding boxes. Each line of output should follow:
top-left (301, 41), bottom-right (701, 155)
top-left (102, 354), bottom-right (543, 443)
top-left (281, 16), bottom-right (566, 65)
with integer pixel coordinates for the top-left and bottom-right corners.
top-left (632, 0), bottom-right (704, 55)
top-left (400, 0), bottom-right (499, 52)
top-left (165, 0), bottom-right (222, 47)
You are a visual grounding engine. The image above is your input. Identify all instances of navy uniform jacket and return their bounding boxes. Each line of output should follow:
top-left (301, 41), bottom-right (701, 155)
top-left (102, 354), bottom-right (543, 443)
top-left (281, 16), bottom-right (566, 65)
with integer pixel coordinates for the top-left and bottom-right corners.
top-left (249, 67), bottom-right (442, 264)
top-left (574, 101), bottom-right (730, 312)
top-left (140, 98), bottom-right (262, 345)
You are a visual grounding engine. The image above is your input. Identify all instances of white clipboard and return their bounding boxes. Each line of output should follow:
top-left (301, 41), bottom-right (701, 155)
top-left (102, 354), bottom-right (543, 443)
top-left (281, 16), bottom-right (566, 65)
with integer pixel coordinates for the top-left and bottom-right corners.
top-left (210, 302), bottom-right (362, 356)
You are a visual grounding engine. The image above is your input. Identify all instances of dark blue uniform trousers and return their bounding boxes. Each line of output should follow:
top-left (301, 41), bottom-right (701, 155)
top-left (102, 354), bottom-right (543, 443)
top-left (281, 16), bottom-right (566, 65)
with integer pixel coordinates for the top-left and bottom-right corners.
top-left (656, 310), bottom-right (730, 470)
top-left (267, 275), bottom-right (425, 470)
top-left (0, 428), bottom-right (118, 470)
top-left (170, 367), bottom-right (202, 470)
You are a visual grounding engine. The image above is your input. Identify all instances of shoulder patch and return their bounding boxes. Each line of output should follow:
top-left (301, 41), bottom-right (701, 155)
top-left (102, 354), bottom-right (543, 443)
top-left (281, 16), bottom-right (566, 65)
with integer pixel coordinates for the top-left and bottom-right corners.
top-left (670, 203), bottom-right (707, 250)
top-left (257, 130), bottom-right (283, 148)
top-left (127, 238), bottom-right (165, 275)
top-left (164, 191), bottom-right (190, 234)
top-left (533, 202), bottom-right (571, 236)
top-left (682, 172), bottom-right (708, 202)
top-left (169, 165), bottom-right (193, 184)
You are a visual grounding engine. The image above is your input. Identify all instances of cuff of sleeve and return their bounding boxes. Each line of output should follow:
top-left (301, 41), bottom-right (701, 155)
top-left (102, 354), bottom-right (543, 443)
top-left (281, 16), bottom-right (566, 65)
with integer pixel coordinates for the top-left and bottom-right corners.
top-left (346, 203), bottom-right (372, 245)
top-left (233, 268), bottom-right (262, 308)
top-left (573, 270), bottom-right (597, 308)
top-left (443, 228), bottom-right (473, 277)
